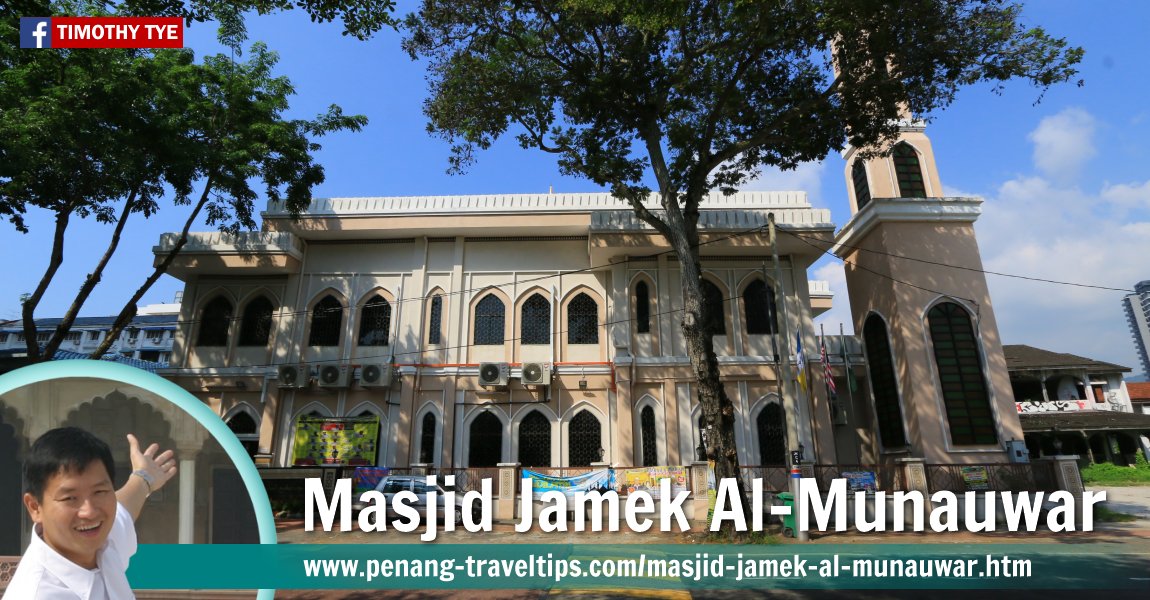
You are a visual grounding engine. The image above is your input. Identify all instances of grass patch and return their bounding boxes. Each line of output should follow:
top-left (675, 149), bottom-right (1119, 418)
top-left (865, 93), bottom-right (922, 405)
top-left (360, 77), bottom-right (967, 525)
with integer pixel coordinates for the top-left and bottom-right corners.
top-left (1093, 505), bottom-right (1140, 523)
top-left (695, 529), bottom-right (781, 544)
top-left (1081, 453), bottom-right (1150, 485)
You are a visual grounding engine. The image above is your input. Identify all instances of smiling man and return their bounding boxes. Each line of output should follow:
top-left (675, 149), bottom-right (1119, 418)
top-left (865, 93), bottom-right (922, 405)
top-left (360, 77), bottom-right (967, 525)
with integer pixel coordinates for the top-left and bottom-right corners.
top-left (6, 427), bottom-right (178, 599)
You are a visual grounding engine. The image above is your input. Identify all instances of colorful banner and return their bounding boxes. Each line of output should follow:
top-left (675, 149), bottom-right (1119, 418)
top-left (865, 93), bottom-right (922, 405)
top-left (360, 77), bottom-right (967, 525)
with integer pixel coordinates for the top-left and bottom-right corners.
top-left (842, 471), bottom-right (878, 492)
top-left (292, 416), bottom-right (380, 466)
top-left (353, 467), bottom-right (390, 494)
top-left (961, 466), bottom-right (991, 491)
top-left (523, 469), bottom-right (613, 498)
top-left (613, 466), bottom-right (689, 498)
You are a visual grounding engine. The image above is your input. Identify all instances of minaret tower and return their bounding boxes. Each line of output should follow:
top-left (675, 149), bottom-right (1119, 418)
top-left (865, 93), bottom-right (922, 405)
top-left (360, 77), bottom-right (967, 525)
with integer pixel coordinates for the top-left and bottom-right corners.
top-left (831, 123), bottom-right (1021, 463)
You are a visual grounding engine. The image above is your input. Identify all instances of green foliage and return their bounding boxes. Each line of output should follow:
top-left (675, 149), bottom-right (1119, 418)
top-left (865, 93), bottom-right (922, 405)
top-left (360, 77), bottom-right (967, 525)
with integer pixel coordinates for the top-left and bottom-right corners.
top-left (1092, 505), bottom-right (1139, 523)
top-left (1081, 456), bottom-right (1150, 485)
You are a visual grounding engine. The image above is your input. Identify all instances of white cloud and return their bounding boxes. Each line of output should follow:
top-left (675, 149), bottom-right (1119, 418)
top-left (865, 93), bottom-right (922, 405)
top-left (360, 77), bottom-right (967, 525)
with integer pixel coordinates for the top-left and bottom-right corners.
top-left (1101, 180), bottom-right (1150, 210)
top-left (1027, 107), bottom-right (1096, 182)
top-left (812, 259), bottom-right (854, 335)
top-left (741, 161), bottom-right (826, 204)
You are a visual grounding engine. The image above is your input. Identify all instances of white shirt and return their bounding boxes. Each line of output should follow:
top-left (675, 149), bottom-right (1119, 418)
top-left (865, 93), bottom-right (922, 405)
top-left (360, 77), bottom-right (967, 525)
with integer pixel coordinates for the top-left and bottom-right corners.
top-left (4, 503), bottom-right (137, 600)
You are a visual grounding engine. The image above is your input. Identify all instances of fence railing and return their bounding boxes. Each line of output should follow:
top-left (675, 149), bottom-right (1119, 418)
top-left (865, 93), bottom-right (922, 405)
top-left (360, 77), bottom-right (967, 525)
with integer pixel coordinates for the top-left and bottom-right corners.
top-left (813, 463), bottom-right (907, 492)
top-left (738, 466), bottom-right (790, 492)
top-left (924, 462), bottom-right (1059, 493)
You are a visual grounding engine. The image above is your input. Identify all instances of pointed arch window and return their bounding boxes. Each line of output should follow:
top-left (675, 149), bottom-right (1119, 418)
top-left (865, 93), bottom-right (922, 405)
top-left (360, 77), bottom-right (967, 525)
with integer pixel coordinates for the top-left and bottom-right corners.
top-left (863, 315), bottom-right (908, 448)
top-left (567, 293), bottom-right (599, 344)
top-left (419, 412), bottom-right (436, 464)
top-left (197, 297), bottom-right (233, 346)
top-left (640, 406), bottom-right (657, 467)
top-left (568, 410), bottom-right (601, 467)
top-left (358, 295), bottom-right (391, 346)
top-left (427, 294), bottom-right (443, 345)
top-left (893, 142), bottom-right (927, 198)
top-left (852, 160), bottom-right (872, 209)
top-left (756, 404), bottom-right (787, 465)
top-left (521, 293), bottom-right (551, 344)
top-left (468, 411), bottom-right (503, 467)
top-left (701, 280), bottom-right (726, 336)
top-left (518, 410), bottom-right (551, 467)
top-left (308, 295), bottom-right (343, 347)
top-left (634, 281), bottom-right (651, 334)
top-left (226, 410), bottom-right (258, 458)
top-left (474, 294), bottom-right (505, 345)
top-left (238, 296), bottom-right (275, 347)
top-left (928, 302), bottom-right (997, 445)
top-left (743, 279), bottom-right (778, 335)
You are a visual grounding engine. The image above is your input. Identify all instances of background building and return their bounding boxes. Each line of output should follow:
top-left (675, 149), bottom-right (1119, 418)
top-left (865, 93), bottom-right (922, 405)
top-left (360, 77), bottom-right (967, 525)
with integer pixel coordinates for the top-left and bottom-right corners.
top-left (1123, 280), bottom-right (1150, 381)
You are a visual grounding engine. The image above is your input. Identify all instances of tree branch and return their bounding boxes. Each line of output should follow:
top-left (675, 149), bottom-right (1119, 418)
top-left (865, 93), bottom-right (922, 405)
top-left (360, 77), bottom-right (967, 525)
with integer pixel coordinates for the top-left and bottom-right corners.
top-left (21, 201), bottom-right (77, 359)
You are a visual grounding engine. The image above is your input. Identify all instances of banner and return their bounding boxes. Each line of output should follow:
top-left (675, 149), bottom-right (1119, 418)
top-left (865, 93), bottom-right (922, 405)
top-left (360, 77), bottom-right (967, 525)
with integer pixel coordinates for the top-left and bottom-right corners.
top-left (292, 416), bottom-right (380, 466)
top-left (353, 467), bottom-right (390, 494)
top-left (613, 466), bottom-right (689, 498)
top-left (523, 469), bottom-right (613, 499)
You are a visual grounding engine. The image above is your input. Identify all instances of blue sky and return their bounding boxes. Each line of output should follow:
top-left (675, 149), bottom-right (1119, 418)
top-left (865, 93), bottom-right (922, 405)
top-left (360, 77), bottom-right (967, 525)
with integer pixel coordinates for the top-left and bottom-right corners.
top-left (4, 1), bottom-right (1149, 374)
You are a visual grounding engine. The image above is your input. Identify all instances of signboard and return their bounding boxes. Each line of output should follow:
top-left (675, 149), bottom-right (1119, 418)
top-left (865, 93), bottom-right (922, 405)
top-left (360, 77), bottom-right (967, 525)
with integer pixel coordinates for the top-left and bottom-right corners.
top-left (292, 416), bottom-right (380, 466)
top-left (841, 470), bottom-right (878, 492)
top-left (353, 467), bottom-right (389, 495)
top-left (613, 466), bottom-right (689, 499)
top-left (960, 466), bottom-right (990, 491)
top-left (523, 469), bottom-right (613, 499)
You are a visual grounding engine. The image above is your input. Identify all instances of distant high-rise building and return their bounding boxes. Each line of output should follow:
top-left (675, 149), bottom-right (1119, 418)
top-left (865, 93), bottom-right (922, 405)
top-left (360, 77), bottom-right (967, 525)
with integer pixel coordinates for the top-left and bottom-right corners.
top-left (1123, 280), bottom-right (1150, 380)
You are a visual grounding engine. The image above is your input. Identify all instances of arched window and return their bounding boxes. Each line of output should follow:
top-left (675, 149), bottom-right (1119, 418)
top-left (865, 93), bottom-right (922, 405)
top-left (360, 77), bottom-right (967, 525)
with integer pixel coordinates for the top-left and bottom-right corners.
top-left (893, 142), bottom-right (927, 198)
top-left (743, 279), bottom-right (777, 335)
top-left (197, 297), bottom-right (233, 346)
top-left (568, 410), bottom-right (601, 466)
top-left (521, 293), bottom-right (550, 344)
top-left (474, 294), bottom-right (505, 345)
top-left (756, 404), bottom-right (787, 465)
top-left (427, 294), bottom-right (443, 345)
top-left (701, 280), bottom-right (726, 336)
top-left (928, 302), bottom-right (997, 445)
top-left (419, 412), bottom-right (436, 464)
top-left (567, 293), bottom-right (599, 344)
top-left (640, 406), bottom-right (657, 467)
top-left (226, 410), bottom-right (258, 458)
top-left (863, 315), bottom-right (908, 448)
top-left (308, 295), bottom-right (342, 347)
top-left (468, 412), bottom-right (503, 467)
top-left (238, 296), bottom-right (274, 346)
top-left (852, 160), bottom-right (872, 209)
top-left (518, 410), bottom-right (551, 467)
top-left (358, 295), bottom-right (391, 346)
top-left (635, 281), bottom-right (651, 334)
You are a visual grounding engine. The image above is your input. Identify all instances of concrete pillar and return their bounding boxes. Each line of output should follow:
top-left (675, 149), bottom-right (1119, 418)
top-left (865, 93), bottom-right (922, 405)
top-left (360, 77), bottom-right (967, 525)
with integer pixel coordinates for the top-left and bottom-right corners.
top-left (177, 458), bottom-right (195, 544)
top-left (896, 457), bottom-right (929, 495)
top-left (496, 462), bottom-right (520, 522)
top-left (1050, 454), bottom-right (1085, 524)
top-left (411, 463), bottom-right (430, 477)
top-left (689, 461), bottom-right (711, 524)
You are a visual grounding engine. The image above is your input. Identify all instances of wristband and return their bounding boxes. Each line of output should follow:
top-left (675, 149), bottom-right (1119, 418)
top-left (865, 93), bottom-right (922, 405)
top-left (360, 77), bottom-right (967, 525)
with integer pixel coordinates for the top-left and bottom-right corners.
top-left (132, 469), bottom-right (155, 496)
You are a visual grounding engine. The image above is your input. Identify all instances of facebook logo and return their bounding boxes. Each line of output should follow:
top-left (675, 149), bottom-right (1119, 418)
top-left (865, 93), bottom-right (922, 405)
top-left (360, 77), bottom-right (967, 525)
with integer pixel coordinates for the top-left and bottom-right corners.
top-left (20, 18), bottom-right (53, 48)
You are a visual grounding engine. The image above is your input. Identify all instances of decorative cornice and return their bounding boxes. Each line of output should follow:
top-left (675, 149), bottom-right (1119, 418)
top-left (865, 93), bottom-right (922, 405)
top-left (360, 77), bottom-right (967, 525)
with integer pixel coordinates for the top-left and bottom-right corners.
top-left (153, 231), bottom-right (303, 257)
top-left (830, 197), bottom-right (983, 257)
top-left (591, 207), bottom-right (833, 232)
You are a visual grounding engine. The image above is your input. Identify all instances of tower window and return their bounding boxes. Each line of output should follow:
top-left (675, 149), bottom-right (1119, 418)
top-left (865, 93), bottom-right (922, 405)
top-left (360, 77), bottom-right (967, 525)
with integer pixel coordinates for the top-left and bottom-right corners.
top-left (928, 302), bottom-right (997, 445)
top-left (852, 160), bottom-right (872, 209)
top-left (893, 142), bottom-right (927, 198)
top-left (863, 314), bottom-right (908, 449)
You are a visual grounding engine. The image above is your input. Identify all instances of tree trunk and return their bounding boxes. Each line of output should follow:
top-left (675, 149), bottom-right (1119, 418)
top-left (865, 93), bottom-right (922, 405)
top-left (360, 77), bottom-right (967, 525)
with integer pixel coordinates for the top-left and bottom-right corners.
top-left (21, 208), bottom-right (72, 361)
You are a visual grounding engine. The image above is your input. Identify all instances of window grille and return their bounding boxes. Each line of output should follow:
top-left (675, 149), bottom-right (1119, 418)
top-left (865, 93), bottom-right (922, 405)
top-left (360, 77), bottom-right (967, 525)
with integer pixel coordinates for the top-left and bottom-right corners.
top-left (640, 406), bottom-right (657, 467)
top-left (428, 295), bottom-right (443, 345)
top-left (567, 293), bottom-right (599, 344)
top-left (468, 411), bottom-right (503, 467)
top-left (928, 302), bottom-right (997, 445)
top-left (239, 296), bottom-right (275, 346)
top-left (518, 410), bottom-right (551, 467)
top-left (197, 297), bottom-right (233, 346)
top-left (521, 293), bottom-right (551, 344)
top-left (308, 296), bottom-right (343, 347)
top-left (358, 295), bottom-right (391, 346)
top-left (893, 142), bottom-right (927, 198)
top-left (635, 281), bottom-right (651, 334)
top-left (757, 404), bottom-right (787, 465)
top-left (419, 413), bottom-right (436, 464)
top-left (852, 160), bottom-right (872, 209)
top-left (474, 294), bottom-right (505, 345)
top-left (864, 315), bottom-right (908, 448)
top-left (701, 280), bottom-right (726, 336)
top-left (743, 279), bottom-right (777, 335)
top-left (568, 410), bottom-right (601, 466)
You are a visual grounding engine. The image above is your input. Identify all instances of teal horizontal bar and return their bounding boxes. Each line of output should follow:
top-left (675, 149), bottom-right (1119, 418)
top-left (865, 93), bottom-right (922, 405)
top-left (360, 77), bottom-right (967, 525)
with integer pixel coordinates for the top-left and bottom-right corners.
top-left (127, 543), bottom-right (1150, 590)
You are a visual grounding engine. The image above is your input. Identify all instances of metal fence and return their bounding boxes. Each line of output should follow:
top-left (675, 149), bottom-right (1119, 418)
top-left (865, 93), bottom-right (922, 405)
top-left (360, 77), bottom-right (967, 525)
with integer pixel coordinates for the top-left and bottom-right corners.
top-left (813, 463), bottom-right (907, 492)
top-left (924, 461), bottom-right (1059, 493)
top-left (738, 466), bottom-right (790, 492)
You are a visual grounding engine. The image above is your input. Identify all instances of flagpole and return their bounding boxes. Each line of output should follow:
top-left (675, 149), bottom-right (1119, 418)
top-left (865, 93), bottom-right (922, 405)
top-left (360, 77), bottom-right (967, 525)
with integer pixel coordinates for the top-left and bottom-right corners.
top-left (840, 322), bottom-right (860, 460)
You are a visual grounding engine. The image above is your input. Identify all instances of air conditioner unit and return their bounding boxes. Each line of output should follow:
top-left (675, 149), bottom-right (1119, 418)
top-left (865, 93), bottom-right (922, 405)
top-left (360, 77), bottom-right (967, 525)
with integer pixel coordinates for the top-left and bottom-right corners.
top-left (521, 362), bottom-right (551, 386)
top-left (277, 364), bottom-right (309, 388)
top-left (317, 363), bottom-right (350, 388)
top-left (478, 362), bottom-right (509, 387)
top-left (359, 362), bottom-right (393, 387)
top-left (831, 401), bottom-right (849, 426)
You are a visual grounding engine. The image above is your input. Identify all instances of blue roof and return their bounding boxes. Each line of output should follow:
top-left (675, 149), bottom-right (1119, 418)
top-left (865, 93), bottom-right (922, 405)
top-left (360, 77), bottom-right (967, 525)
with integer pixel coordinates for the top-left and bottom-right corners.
top-left (49, 350), bottom-right (166, 373)
top-left (0, 313), bottom-right (176, 332)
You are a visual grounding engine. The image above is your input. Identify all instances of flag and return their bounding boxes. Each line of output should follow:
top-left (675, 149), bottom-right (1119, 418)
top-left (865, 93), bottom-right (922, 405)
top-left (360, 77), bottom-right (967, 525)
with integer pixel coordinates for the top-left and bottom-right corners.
top-left (795, 331), bottom-right (807, 392)
top-left (841, 330), bottom-right (859, 393)
top-left (820, 335), bottom-right (837, 398)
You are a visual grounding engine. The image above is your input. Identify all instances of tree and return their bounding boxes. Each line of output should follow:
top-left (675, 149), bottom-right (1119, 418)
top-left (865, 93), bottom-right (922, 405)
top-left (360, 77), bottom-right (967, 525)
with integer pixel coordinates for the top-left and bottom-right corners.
top-left (1, 2), bottom-right (369, 360)
top-left (403, 0), bottom-right (1082, 529)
